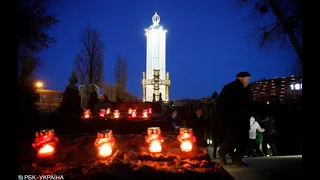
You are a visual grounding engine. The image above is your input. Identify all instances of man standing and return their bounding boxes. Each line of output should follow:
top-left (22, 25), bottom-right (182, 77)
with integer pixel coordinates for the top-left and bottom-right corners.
top-left (216, 72), bottom-right (253, 166)
top-left (190, 107), bottom-right (207, 147)
top-left (166, 109), bottom-right (179, 131)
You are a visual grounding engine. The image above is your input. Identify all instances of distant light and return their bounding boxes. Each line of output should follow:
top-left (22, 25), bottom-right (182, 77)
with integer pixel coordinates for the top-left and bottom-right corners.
top-left (266, 101), bottom-right (270, 105)
top-left (290, 83), bottom-right (302, 90)
top-left (36, 81), bottom-right (43, 88)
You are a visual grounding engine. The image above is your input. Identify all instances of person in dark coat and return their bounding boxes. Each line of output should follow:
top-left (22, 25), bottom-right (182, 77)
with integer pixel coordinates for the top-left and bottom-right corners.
top-left (166, 109), bottom-right (180, 131)
top-left (260, 117), bottom-right (279, 156)
top-left (189, 107), bottom-right (207, 147)
top-left (216, 71), bottom-right (253, 166)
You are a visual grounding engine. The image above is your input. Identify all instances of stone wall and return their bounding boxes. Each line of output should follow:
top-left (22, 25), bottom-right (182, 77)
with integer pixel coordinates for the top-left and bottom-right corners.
top-left (79, 84), bottom-right (100, 109)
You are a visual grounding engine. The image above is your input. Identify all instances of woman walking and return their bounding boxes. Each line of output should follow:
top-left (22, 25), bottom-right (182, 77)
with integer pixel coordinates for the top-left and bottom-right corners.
top-left (255, 131), bottom-right (265, 156)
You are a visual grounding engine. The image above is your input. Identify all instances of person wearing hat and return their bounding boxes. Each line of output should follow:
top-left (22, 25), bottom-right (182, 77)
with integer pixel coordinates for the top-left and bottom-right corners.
top-left (216, 71), bottom-right (253, 166)
top-left (189, 107), bottom-right (207, 147)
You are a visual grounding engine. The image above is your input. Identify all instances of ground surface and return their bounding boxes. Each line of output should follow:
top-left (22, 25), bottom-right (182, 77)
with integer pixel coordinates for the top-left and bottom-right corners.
top-left (222, 156), bottom-right (302, 180)
top-left (19, 133), bottom-right (232, 180)
top-left (206, 147), bottom-right (302, 180)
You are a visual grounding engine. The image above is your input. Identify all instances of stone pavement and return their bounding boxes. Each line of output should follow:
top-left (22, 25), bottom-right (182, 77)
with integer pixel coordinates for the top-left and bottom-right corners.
top-left (206, 147), bottom-right (302, 180)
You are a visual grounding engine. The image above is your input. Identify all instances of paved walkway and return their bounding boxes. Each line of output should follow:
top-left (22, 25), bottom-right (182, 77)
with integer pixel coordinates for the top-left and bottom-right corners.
top-left (206, 147), bottom-right (302, 180)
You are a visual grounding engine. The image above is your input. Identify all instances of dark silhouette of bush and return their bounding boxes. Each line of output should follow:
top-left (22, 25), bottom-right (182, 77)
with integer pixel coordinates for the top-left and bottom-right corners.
top-left (211, 91), bottom-right (218, 100)
top-left (59, 71), bottom-right (82, 115)
top-left (17, 82), bottom-right (39, 134)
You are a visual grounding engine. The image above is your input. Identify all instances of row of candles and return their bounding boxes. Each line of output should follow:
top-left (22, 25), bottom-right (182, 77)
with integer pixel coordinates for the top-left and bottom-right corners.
top-left (83, 108), bottom-right (152, 119)
top-left (32, 127), bottom-right (196, 159)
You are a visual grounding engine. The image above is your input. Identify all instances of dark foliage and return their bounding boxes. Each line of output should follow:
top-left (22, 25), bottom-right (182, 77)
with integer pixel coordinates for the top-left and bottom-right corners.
top-left (211, 91), bottom-right (218, 100)
top-left (18, 0), bottom-right (59, 77)
top-left (17, 83), bottom-right (39, 134)
top-left (59, 87), bottom-right (82, 115)
top-left (59, 71), bottom-right (82, 115)
top-left (18, 0), bottom-right (59, 55)
top-left (17, 0), bottom-right (58, 137)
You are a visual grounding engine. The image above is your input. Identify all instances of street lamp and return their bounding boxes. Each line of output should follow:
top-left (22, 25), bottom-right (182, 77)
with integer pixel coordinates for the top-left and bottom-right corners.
top-left (36, 81), bottom-right (44, 89)
top-left (35, 81), bottom-right (44, 108)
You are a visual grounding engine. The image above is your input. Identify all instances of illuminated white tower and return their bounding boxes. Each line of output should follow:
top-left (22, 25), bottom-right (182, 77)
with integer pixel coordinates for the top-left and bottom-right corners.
top-left (142, 12), bottom-right (170, 102)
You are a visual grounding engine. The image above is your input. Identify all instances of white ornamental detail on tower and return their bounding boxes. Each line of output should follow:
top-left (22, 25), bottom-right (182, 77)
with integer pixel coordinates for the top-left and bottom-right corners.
top-left (152, 12), bottom-right (160, 26)
top-left (142, 12), bottom-right (170, 102)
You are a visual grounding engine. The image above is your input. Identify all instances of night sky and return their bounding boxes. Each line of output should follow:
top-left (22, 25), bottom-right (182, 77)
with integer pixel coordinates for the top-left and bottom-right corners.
top-left (37, 0), bottom-right (297, 100)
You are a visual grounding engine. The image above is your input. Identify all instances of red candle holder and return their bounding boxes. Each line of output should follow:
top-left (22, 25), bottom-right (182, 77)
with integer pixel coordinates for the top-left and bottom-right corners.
top-left (106, 108), bottom-right (111, 115)
top-left (145, 127), bottom-right (164, 153)
top-left (83, 109), bottom-right (91, 119)
top-left (177, 128), bottom-right (196, 152)
top-left (99, 109), bottom-right (106, 117)
top-left (94, 130), bottom-right (116, 158)
top-left (113, 110), bottom-right (120, 119)
top-left (142, 109), bottom-right (149, 119)
top-left (32, 129), bottom-right (58, 158)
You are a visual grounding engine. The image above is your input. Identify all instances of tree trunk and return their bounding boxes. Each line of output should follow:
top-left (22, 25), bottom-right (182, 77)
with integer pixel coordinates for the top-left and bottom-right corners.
top-left (268, 0), bottom-right (302, 65)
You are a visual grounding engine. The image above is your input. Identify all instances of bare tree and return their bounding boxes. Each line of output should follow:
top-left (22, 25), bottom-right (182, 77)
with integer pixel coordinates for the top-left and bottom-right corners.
top-left (114, 55), bottom-right (128, 102)
top-left (75, 25), bottom-right (104, 86)
top-left (114, 54), bottom-right (128, 88)
top-left (239, 0), bottom-right (302, 64)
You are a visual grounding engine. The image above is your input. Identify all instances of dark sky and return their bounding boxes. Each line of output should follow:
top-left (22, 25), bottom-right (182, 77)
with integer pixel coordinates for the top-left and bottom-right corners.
top-left (37, 0), bottom-right (297, 100)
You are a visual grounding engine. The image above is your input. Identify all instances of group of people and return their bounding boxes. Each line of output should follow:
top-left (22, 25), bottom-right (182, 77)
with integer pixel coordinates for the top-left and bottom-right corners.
top-left (166, 71), bottom-right (279, 167)
top-left (167, 107), bottom-right (207, 147)
top-left (247, 116), bottom-right (278, 157)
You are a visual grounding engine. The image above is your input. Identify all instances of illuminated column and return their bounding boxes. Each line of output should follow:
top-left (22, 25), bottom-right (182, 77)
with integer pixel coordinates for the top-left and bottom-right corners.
top-left (144, 12), bottom-right (170, 102)
top-left (165, 72), bottom-right (170, 102)
top-left (142, 72), bottom-right (146, 102)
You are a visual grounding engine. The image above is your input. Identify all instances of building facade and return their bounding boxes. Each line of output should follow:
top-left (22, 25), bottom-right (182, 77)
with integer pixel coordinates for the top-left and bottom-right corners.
top-left (250, 75), bottom-right (302, 101)
top-left (142, 12), bottom-right (170, 102)
top-left (36, 89), bottom-right (63, 109)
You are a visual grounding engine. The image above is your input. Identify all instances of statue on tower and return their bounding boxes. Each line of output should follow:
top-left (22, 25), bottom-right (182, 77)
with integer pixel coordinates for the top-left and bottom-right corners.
top-left (152, 12), bottom-right (160, 26)
top-left (159, 93), bottom-right (163, 103)
top-left (152, 93), bottom-right (156, 103)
